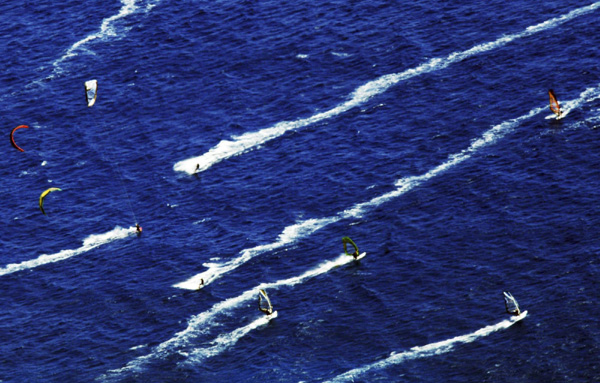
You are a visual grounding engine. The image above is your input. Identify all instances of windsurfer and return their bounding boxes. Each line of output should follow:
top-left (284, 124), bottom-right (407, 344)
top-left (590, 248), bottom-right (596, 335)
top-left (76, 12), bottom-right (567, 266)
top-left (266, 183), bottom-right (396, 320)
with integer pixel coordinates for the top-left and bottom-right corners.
top-left (342, 236), bottom-right (360, 259)
top-left (548, 89), bottom-right (562, 118)
top-left (503, 291), bottom-right (521, 316)
top-left (258, 290), bottom-right (274, 315)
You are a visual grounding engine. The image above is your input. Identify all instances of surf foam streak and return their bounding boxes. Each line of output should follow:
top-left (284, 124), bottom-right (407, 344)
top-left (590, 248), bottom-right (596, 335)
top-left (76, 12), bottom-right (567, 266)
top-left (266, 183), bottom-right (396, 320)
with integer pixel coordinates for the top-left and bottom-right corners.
top-left (102, 254), bottom-right (355, 379)
top-left (173, 83), bottom-right (600, 290)
top-left (174, 217), bottom-right (339, 290)
top-left (51, 0), bottom-right (138, 75)
top-left (326, 312), bottom-right (528, 382)
top-left (183, 312), bottom-right (277, 366)
top-left (173, 2), bottom-right (600, 175)
top-left (0, 226), bottom-right (136, 276)
top-left (49, 0), bottom-right (160, 77)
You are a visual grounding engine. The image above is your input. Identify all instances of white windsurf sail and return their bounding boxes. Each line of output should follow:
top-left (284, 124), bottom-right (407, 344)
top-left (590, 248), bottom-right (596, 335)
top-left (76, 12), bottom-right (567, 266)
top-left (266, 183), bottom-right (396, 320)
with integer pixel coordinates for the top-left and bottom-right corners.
top-left (503, 291), bottom-right (520, 315)
top-left (258, 289), bottom-right (273, 315)
top-left (85, 79), bottom-right (98, 107)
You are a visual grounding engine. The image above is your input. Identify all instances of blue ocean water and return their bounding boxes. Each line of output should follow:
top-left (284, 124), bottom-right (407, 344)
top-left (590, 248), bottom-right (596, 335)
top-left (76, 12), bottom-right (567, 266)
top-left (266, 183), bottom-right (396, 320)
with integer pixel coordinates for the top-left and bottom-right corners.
top-left (1, 0), bottom-right (599, 382)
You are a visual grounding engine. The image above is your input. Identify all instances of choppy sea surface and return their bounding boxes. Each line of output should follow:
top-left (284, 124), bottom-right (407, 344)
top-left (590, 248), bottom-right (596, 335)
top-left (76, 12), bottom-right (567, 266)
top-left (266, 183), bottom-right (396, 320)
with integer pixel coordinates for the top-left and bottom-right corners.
top-left (1, 1), bottom-right (599, 382)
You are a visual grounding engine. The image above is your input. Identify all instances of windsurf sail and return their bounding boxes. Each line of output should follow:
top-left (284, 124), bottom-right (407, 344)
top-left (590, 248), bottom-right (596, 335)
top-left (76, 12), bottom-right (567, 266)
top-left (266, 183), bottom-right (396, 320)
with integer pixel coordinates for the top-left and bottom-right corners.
top-left (258, 289), bottom-right (273, 315)
top-left (549, 89), bottom-right (561, 117)
top-left (85, 80), bottom-right (98, 107)
top-left (39, 187), bottom-right (62, 215)
top-left (342, 236), bottom-right (359, 257)
top-left (10, 125), bottom-right (29, 152)
top-left (503, 291), bottom-right (520, 315)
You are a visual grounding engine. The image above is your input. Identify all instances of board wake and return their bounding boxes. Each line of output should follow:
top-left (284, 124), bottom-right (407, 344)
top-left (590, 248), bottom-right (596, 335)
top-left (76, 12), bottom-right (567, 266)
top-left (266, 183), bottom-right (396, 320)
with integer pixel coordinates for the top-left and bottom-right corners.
top-left (326, 312), bottom-right (529, 382)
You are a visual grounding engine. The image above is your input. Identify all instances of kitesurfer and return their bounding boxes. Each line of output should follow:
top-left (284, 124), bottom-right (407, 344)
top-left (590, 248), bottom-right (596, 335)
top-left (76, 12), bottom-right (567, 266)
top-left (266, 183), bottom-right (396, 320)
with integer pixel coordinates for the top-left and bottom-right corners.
top-left (198, 278), bottom-right (204, 289)
top-left (136, 223), bottom-right (143, 234)
top-left (342, 236), bottom-right (360, 260)
top-left (195, 164), bottom-right (200, 172)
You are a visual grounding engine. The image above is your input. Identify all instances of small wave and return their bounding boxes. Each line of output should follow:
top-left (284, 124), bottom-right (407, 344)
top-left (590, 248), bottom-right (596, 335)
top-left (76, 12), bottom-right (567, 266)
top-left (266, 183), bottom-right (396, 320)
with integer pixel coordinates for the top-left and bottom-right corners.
top-left (331, 52), bottom-right (351, 58)
top-left (173, 2), bottom-right (600, 175)
top-left (0, 226), bottom-right (136, 276)
top-left (326, 312), bottom-right (528, 382)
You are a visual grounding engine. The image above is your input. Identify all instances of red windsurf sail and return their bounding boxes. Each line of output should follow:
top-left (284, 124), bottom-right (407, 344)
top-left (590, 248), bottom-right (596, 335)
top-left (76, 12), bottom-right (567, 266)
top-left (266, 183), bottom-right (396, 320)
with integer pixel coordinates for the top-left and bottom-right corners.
top-left (548, 89), bottom-right (561, 117)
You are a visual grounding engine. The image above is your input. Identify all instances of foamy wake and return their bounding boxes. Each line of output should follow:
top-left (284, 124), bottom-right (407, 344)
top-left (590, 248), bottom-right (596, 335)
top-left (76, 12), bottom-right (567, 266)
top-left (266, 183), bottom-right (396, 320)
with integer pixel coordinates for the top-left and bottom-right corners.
top-left (182, 312), bottom-right (277, 366)
top-left (0, 226), bottom-right (136, 277)
top-left (50, 0), bottom-right (160, 77)
top-left (173, 217), bottom-right (339, 290)
top-left (101, 254), bottom-right (354, 380)
top-left (173, 2), bottom-right (600, 175)
top-left (174, 85), bottom-right (600, 291)
top-left (326, 312), bottom-right (528, 382)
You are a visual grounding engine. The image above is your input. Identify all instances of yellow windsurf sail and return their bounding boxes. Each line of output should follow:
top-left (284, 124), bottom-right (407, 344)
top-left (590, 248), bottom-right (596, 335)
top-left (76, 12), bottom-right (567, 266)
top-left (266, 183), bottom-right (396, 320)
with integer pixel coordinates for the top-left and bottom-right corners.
top-left (85, 80), bottom-right (98, 107)
top-left (548, 89), bottom-right (561, 117)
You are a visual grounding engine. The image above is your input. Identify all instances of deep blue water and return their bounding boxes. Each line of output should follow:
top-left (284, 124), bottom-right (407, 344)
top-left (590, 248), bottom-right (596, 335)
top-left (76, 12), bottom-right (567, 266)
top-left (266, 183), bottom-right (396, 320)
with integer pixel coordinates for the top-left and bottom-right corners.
top-left (1, 1), bottom-right (599, 382)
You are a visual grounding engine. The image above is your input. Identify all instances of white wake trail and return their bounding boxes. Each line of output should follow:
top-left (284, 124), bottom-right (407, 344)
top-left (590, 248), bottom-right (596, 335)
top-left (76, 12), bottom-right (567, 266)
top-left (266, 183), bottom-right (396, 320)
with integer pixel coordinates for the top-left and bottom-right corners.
top-left (0, 226), bottom-right (136, 276)
top-left (48, 0), bottom-right (160, 77)
top-left (182, 312), bottom-right (277, 366)
top-left (101, 254), bottom-right (355, 380)
top-left (173, 2), bottom-right (600, 175)
top-left (174, 217), bottom-right (339, 290)
top-left (326, 312), bottom-right (528, 382)
top-left (51, 0), bottom-right (138, 76)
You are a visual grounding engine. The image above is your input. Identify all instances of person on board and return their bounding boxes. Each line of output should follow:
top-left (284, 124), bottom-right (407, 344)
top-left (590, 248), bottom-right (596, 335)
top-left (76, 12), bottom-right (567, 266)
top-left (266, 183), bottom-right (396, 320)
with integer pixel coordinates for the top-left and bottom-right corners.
top-left (342, 236), bottom-right (360, 260)
top-left (259, 303), bottom-right (273, 316)
top-left (195, 164), bottom-right (200, 172)
top-left (197, 278), bottom-right (204, 290)
top-left (136, 223), bottom-right (143, 234)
